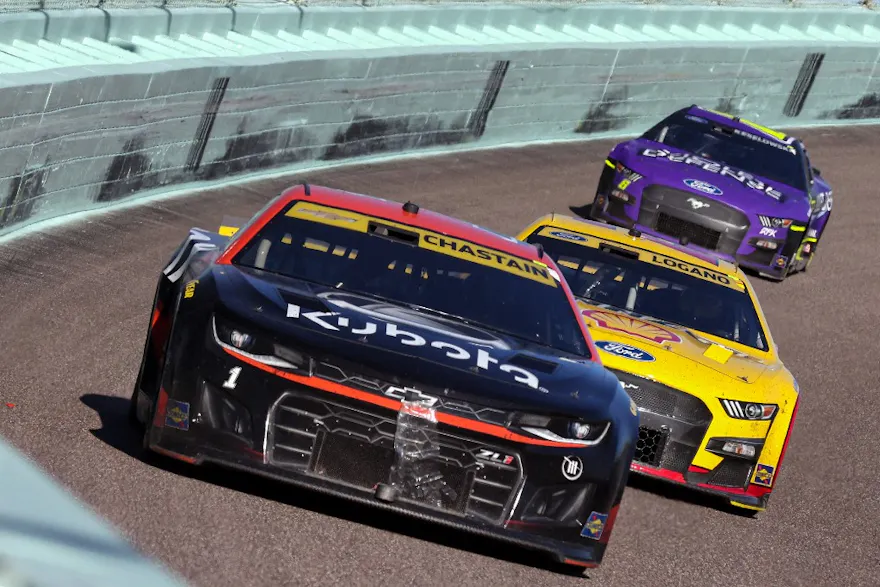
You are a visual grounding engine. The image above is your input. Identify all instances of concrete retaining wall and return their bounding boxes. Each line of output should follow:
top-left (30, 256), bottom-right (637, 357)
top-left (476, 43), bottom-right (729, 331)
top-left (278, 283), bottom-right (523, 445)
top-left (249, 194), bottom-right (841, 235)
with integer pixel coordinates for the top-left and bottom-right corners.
top-left (0, 2), bottom-right (878, 240)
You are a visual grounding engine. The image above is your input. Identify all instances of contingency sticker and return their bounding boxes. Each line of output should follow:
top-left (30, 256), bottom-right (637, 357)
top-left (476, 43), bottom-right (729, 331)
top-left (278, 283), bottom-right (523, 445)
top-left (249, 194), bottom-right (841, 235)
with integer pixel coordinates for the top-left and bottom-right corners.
top-left (753, 464), bottom-right (775, 487)
top-left (581, 511), bottom-right (608, 540)
top-left (164, 400), bottom-right (190, 431)
top-left (287, 201), bottom-right (558, 287)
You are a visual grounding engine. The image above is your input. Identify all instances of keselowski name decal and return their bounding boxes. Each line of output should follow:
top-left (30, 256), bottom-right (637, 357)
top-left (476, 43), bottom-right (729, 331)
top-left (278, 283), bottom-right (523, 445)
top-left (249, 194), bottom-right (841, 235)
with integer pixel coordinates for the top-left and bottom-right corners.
top-left (286, 303), bottom-right (544, 391)
top-left (639, 148), bottom-right (785, 201)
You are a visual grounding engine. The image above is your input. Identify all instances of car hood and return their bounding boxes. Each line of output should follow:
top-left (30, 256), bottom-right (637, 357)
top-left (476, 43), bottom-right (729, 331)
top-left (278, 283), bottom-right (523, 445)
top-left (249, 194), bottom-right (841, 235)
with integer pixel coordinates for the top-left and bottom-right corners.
top-left (615, 138), bottom-right (812, 220)
top-left (577, 300), bottom-right (777, 386)
top-left (210, 265), bottom-right (623, 416)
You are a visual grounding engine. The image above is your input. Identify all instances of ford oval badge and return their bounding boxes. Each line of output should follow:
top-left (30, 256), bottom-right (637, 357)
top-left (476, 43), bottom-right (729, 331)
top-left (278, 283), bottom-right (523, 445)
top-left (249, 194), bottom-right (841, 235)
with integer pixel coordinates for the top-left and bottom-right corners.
top-left (683, 178), bottom-right (723, 196)
top-left (595, 341), bottom-right (656, 362)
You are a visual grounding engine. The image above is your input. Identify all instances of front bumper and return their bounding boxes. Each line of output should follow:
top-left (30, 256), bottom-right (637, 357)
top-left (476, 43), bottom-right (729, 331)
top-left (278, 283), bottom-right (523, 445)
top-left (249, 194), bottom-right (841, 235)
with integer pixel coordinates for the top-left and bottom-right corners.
top-left (610, 370), bottom-right (774, 510)
top-left (591, 181), bottom-right (808, 278)
top-left (147, 338), bottom-right (629, 567)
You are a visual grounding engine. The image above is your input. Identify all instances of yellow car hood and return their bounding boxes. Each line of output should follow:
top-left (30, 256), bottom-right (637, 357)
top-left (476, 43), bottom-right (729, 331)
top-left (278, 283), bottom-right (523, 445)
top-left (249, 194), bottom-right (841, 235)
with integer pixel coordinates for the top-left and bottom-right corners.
top-left (578, 301), bottom-right (774, 385)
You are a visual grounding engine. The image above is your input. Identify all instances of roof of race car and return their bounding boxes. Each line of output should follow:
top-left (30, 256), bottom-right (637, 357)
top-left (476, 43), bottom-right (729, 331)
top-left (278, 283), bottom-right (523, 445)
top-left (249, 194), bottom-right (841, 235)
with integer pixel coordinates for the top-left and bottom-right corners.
top-left (218, 183), bottom-right (547, 266)
top-left (526, 214), bottom-right (747, 291)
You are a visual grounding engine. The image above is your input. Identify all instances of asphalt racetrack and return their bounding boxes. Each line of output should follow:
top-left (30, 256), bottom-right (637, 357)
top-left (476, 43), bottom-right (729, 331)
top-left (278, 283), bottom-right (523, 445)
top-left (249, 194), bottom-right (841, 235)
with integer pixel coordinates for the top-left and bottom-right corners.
top-left (0, 126), bottom-right (876, 587)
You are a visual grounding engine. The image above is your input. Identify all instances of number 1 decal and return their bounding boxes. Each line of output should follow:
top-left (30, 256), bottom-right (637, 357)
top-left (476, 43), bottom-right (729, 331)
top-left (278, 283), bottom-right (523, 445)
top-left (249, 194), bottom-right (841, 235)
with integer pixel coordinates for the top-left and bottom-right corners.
top-left (222, 366), bottom-right (242, 389)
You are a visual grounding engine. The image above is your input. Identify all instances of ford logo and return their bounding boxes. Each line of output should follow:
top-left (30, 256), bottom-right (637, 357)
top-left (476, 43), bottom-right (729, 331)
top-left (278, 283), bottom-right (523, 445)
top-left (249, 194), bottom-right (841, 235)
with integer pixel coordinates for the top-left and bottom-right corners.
top-left (683, 178), bottom-right (723, 196)
top-left (595, 341), bottom-right (655, 362)
top-left (549, 230), bottom-right (586, 242)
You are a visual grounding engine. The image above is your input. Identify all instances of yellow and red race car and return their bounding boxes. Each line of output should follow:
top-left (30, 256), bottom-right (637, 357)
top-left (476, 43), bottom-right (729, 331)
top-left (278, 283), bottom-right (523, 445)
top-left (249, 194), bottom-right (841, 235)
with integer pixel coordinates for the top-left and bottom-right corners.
top-left (516, 214), bottom-right (799, 513)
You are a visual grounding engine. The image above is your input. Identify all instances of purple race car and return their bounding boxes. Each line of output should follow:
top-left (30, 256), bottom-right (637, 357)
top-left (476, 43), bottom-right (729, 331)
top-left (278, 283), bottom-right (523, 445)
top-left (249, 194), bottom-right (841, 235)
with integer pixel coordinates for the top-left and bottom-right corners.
top-left (583, 105), bottom-right (832, 281)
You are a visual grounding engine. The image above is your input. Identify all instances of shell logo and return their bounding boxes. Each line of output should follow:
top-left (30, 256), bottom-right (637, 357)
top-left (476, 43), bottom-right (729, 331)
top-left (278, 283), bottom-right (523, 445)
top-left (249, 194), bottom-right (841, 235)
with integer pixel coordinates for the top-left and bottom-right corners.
top-left (582, 309), bottom-right (682, 344)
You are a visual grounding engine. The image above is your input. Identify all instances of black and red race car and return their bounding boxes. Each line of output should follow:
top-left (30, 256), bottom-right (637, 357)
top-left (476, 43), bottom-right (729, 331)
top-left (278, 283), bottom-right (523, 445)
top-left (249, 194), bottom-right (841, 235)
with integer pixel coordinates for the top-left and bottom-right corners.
top-left (128, 183), bottom-right (639, 569)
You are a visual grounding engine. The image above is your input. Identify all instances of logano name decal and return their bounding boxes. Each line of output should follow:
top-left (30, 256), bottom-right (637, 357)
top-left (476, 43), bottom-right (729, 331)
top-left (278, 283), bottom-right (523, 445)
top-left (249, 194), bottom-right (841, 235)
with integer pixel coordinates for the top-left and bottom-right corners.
top-left (286, 304), bottom-right (545, 391)
top-left (646, 254), bottom-right (743, 291)
top-left (639, 148), bottom-right (785, 201)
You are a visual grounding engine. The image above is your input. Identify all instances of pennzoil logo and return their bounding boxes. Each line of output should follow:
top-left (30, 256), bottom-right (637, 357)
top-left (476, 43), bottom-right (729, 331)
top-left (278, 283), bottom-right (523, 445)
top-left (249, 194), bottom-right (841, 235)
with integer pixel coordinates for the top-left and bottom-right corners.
top-left (582, 309), bottom-right (682, 344)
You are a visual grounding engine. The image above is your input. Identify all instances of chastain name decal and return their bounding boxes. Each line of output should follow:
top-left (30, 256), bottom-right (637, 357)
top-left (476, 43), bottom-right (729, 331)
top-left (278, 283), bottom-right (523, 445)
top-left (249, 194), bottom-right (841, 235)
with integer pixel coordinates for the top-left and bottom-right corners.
top-left (420, 234), bottom-right (556, 285)
top-left (639, 148), bottom-right (785, 201)
top-left (286, 303), bottom-right (544, 391)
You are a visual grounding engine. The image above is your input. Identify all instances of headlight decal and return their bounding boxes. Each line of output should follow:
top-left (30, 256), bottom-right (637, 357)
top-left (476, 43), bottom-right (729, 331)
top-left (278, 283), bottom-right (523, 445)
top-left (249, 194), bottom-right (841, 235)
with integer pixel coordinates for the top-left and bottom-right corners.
top-left (515, 413), bottom-right (611, 446)
top-left (211, 315), bottom-right (308, 371)
top-left (720, 398), bottom-right (777, 421)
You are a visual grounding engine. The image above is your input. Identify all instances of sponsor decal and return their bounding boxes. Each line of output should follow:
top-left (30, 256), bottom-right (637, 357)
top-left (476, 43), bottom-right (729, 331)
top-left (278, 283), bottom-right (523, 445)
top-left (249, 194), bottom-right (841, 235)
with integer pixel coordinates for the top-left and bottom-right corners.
top-left (759, 227), bottom-right (778, 238)
top-left (806, 228), bottom-right (818, 239)
top-left (583, 309), bottom-right (682, 344)
top-left (562, 455), bottom-right (584, 481)
top-left (286, 303), bottom-right (544, 390)
top-left (646, 254), bottom-right (738, 288)
top-left (164, 400), bottom-right (190, 431)
top-left (581, 511), bottom-right (609, 540)
top-left (184, 279), bottom-right (199, 299)
top-left (775, 256), bottom-right (788, 268)
top-left (476, 449), bottom-right (515, 466)
top-left (618, 170), bottom-right (643, 185)
top-left (683, 178), bottom-right (723, 196)
top-left (548, 230), bottom-right (587, 242)
top-left (732, 127), bottom-right (797, 155)
top-left (400, 400), bottom-right (437, 422)
top-left (639, 148), bottom-right (785, 201)
top-left (815, 190), bottom-right (833, 214)
top-left (685, 114), bottom-right (709, 124)
top-left (754, 463), bottom-right (775, 487)
top-left (687, 197), bottom-right (710, 210)
top-left (297, 208), bottom-right (358, 224)
top-left (595, 341), bottom-right (656, 362)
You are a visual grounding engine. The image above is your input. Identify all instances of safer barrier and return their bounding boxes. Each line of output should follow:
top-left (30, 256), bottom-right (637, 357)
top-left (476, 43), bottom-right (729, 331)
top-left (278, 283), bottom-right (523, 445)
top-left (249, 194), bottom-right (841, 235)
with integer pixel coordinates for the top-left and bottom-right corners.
top-left (2, 1), bottom-right (871, 11)
top-left (0, 434), bottom-right (187, 586)
top-left (0, 1), bottom-right (878, 241)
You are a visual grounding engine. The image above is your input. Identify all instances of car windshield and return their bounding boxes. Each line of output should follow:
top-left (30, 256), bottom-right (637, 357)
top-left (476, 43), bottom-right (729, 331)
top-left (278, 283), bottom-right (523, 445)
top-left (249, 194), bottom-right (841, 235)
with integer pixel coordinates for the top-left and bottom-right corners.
top-left (525, 228), bottom-right (769, 351)
top-left (642, 111), bottom-right (807, 192)
top-left (232, 203), bottom-right (591, 358)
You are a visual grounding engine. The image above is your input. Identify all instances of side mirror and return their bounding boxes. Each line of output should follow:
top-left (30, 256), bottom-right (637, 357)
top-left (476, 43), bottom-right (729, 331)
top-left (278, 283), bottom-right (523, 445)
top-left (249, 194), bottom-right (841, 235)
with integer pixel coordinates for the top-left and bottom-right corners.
top-left (812, 166), bottom-right (821, 177)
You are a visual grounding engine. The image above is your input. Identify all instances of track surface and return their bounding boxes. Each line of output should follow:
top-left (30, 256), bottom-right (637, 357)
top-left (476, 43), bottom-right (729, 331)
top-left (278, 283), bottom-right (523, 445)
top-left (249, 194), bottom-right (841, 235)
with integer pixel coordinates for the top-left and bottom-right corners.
top-left (0, 126), bottom-right (878, 587)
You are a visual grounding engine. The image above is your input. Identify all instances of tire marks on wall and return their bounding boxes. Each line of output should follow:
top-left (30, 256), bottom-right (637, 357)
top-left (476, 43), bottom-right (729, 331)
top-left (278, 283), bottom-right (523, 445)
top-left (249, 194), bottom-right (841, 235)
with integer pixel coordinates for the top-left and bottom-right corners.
top-left (87, 59), bottom-right (510, 217)
top-left (575, 87), bottom-right (629, 134)
top-left (783, 52), bottom-right (825, 118)
top-left (0, 167), bottom-right (48, 230)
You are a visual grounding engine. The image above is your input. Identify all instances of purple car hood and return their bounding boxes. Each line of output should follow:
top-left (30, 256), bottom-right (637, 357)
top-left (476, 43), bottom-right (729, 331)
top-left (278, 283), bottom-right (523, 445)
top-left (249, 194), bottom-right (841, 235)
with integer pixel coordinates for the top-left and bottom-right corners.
top-left (615, 139), bottom-right (812, 220)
